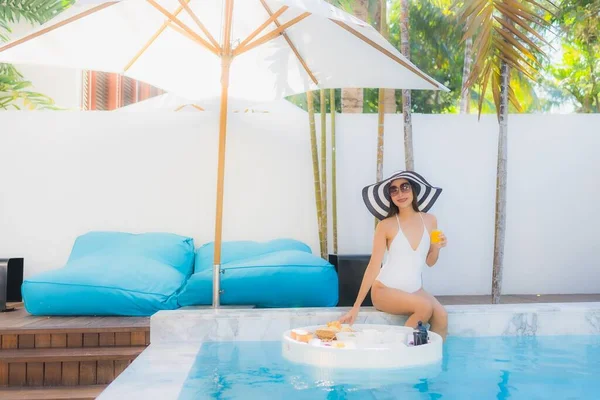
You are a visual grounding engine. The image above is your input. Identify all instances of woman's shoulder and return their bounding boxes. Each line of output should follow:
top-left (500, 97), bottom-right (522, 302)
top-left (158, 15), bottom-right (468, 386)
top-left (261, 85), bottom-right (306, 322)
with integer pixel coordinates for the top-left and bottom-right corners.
top-left (376, 216), bottom-right (397, 232)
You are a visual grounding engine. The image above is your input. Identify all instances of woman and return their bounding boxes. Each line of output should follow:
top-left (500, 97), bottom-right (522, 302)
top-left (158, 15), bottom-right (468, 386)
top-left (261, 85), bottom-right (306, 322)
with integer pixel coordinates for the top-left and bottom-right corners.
top-left (339, 171), bottom-right (449, 340)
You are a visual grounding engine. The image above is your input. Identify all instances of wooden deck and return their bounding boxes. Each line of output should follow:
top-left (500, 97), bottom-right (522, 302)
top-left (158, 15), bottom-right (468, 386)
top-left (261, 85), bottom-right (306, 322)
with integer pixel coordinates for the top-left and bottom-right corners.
top-left (0, 385), bottom-right (106, 400)
top-left (0, 303), bottom-right (150, 399)
top-left (0, 304), bottom-right (150, 335)
top-left (435, 293), bottom-right (600, 305)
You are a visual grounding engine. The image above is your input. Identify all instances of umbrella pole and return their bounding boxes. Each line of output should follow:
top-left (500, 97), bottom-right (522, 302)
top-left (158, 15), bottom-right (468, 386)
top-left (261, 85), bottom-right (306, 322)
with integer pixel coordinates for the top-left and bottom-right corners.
top-left (213, 56), bottom-right (231, 308)
top-left (213, 0), bottom-right (234, 309)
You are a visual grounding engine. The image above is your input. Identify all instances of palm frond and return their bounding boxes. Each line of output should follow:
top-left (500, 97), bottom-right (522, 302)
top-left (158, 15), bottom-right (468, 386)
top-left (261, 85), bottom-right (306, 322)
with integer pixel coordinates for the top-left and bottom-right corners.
top-left (0, 0), bottom-right (73, 109)
top-left (0, 0), bottom-right (74, 25)
top-left (456, 0), bottom-right (558, 117)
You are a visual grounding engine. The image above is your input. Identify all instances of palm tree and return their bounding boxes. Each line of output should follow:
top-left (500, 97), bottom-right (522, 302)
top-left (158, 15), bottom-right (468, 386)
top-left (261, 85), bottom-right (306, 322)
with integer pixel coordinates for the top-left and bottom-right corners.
top-left (399, 0), bottom-right (414, 170)
top-left (340, 0), bottom-right (368, 113)
top-left (376, 0), bottom-right (392, 227)
top-left (0, 0), bottom-right (74, 109)
top-left (458, 0), bottom-right (556, 303)
top-left (460, 22), bottom-right (474, 113)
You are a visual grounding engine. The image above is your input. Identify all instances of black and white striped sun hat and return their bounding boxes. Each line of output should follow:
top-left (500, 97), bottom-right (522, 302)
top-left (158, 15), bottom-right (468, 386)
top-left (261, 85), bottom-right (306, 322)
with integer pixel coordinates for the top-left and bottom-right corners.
top-left (362, 170), bottom-right (443, 220)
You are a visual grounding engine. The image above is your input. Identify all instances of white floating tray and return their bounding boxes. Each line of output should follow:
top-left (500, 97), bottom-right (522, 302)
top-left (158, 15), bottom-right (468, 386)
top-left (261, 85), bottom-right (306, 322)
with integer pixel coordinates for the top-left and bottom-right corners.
top-left (282, 324), bottom-right (443, 369)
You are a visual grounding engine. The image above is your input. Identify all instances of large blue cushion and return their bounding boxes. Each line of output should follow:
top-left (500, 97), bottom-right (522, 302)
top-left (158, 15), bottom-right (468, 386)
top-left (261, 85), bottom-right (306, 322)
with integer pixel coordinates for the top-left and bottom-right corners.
top-left (193, 238), bottom-right (311, 272)
top-left (22, 231), bottom-right (195, 316)
top-left (177, 243), bottom-right (339, 308)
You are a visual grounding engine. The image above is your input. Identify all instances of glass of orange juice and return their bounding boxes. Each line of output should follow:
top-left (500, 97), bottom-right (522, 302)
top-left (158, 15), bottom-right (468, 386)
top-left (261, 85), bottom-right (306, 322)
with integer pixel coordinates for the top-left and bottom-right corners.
top-left (431, 229), bottom-right (443, 244)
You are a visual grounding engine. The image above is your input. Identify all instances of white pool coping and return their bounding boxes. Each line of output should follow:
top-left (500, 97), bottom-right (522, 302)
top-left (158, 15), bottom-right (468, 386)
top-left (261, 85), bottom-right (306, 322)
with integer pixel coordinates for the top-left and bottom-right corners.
top-left (98, 302), bottom-right (600, 400)
top-left (151, 302), bottom-right (600, 344)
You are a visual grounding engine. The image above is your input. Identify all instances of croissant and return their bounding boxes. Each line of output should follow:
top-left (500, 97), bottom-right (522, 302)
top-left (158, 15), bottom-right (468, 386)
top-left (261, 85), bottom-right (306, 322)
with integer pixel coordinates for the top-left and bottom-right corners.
top-left (315, 329), bottom-right (337, 341)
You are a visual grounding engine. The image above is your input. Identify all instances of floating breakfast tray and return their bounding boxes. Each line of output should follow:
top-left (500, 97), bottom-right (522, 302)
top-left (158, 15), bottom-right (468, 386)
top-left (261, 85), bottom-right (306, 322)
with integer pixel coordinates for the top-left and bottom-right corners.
top-left (282, 323), bottom-right (443, 369)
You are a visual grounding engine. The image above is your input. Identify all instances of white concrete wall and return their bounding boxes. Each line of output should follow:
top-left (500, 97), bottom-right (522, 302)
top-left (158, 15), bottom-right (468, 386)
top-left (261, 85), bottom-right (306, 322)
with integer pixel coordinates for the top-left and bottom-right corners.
top-left (0, 111), bottom-right (598, 296)
top-left (0, 110), bottom-right (318, 277)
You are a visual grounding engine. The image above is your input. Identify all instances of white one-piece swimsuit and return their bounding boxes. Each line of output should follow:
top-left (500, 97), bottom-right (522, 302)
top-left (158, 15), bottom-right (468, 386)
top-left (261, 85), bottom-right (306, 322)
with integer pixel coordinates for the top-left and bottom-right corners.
top-left (376, 213), bottom-right (430, 293)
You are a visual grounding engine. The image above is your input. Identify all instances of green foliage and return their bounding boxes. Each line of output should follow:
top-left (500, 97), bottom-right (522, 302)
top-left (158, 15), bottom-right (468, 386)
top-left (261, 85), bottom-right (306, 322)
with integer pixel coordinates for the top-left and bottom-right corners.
top-left (0, 0), bottom-right (73, 25)
top-left (0, 63), bottom-right (60, 109)
top-left (0, 0), bottom-right (74, 110)
top-left (389, 0), bottom-right (464, 113)
top-left (545, 0), bottom-right (600, 112)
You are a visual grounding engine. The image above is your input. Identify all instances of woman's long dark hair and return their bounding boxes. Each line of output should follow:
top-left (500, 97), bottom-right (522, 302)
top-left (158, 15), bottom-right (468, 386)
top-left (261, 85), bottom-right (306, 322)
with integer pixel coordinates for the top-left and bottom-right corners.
top-left (386, 180), bottom-right (419, 218)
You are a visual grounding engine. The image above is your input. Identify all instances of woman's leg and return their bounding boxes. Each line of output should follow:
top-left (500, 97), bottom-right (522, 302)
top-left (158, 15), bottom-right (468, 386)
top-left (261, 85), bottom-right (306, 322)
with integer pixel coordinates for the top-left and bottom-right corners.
top-left (371, 282), bottom-right (434, 328)
top-left (414, 289), bottom-right (448, 340)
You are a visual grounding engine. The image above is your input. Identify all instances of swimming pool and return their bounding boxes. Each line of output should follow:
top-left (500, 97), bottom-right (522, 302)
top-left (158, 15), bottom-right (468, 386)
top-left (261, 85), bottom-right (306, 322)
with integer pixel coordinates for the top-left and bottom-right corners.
top-left (178, 335), bottom-right (600, 399)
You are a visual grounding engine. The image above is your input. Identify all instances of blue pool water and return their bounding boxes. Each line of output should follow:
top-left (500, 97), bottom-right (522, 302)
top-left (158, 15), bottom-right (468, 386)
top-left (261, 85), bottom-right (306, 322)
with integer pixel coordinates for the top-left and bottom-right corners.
top-left (178, 336), bottom-right (600, 399)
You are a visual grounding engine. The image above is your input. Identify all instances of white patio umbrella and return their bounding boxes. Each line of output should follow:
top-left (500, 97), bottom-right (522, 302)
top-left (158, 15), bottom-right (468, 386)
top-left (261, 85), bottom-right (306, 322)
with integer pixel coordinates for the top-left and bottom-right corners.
top-left (118, 92), bottom-right (306, 116)
top-left (0, 0), bottom-right (448, 307)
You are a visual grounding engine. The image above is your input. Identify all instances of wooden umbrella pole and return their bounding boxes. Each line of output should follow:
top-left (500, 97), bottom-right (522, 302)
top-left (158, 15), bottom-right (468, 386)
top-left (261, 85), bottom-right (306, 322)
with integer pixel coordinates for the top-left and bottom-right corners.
top-left (213, 0), bottom-right (234, 308)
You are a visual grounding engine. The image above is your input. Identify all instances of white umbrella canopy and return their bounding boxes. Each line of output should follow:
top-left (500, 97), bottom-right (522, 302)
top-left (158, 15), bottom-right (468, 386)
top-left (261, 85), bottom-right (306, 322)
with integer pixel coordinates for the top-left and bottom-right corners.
top-left (0, 0), bottom-right (448, 307)
top-left (118, 93), bottom-right (307, 116)
top-left (0, 0), bottom-right (447, 104)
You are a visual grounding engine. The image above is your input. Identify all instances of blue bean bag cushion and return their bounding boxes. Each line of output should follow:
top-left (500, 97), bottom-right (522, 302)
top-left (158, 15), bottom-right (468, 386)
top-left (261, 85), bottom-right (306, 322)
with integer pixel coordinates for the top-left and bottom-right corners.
top-left (22, 232), bottom-right (195, 316)
top-left (193, 238), bottom-right (312, 272)
top-left (177, 239), bottom-right (338, 308)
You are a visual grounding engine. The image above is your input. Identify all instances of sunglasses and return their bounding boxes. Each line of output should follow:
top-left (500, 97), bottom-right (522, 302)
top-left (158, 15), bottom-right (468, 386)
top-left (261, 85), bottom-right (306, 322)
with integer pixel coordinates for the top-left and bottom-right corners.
top-left (388, 182), bottom-right (412, 196)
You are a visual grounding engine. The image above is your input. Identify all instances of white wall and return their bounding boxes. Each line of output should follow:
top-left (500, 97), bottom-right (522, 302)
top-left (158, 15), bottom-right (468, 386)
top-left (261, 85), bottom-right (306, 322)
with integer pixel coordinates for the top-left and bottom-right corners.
top-left (0, 110), bottom-right (318, 277)
top-left (1, 111), bottom-right (599, 296)
top-left (322, 114), bottom-right (500, 295)
top-left (316, 113), bottom-right (600, 295)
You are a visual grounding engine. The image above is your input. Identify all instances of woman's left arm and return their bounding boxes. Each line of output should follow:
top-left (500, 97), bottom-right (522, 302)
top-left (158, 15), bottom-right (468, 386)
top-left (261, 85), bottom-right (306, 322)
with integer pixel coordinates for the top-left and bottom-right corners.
top-left (426, 214), bottom-right (447, 267)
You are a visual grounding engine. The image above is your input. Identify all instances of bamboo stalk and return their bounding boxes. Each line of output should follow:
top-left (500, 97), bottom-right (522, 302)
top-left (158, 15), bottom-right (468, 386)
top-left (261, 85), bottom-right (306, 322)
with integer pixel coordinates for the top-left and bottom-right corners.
top-left (307, 91), bottom-right (324, 257)
top-left (330, 88), bottom-right (338, 255)
top-left (320, 89), bottom-right (328, 258)
top-left (376, 88), bottom-right (385, 228)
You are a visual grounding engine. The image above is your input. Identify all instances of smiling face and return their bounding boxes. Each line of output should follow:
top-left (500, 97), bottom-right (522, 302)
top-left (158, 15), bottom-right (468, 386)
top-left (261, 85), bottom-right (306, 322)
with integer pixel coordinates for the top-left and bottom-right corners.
top-left (388, 178), bottom-right (414, 210)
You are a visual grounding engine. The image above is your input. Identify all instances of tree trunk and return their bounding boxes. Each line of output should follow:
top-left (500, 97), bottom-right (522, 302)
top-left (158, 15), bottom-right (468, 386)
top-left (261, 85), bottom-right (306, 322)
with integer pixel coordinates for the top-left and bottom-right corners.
top-left (307, 91), bottom-right (325, 258)
top-left (341, 0), bottom-right (368, 114)
top-left (384, 89), bottom-right (396, 113)
top-left (330, 89), bottom-right (338, 254)
top-left (376, 0), bottom-right (389, 190)
top-left (375, 0), bottom-right (392, 229)
top-left (379, 0), bottom-right (396, 114)
top-left (320, 89), bottom-right (328, 257)
top-left (400, 0), bottom-right (413, 170)
top-left (460, 32), bottom-right (473, 113)
top-left (492, 60), bottom-right (510, 304)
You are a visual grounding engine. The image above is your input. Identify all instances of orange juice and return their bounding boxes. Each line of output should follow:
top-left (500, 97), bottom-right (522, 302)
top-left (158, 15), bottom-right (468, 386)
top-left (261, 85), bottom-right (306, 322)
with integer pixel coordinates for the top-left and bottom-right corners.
top-left (431, 230), bottom-right (443, 244)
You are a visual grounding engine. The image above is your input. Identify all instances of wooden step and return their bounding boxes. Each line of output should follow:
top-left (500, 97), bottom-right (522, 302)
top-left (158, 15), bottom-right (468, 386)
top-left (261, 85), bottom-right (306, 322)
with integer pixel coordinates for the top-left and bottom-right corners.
top-left (0, 347), bottom-right (145, 388)
top-left (1, 346), bottom-right (145, 363)
top-left (0, 304), bottom-right (150, 337)
top-left (0, 304), bottom-right (150, 389)
top-left (0, 384), bottom-right (106, 399)
top-left (0, 332), bottom-right (150, 349)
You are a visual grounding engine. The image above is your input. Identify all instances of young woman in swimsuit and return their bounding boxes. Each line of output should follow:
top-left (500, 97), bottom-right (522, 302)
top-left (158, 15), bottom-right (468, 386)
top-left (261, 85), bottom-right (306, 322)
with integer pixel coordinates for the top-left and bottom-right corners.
top-left (339, 173), bottom-right (448, 340)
